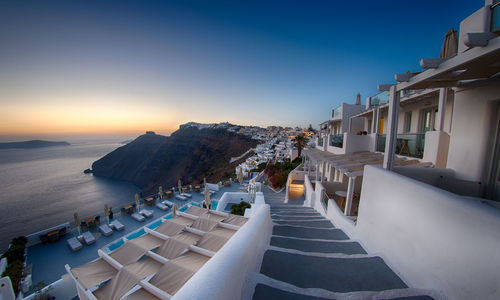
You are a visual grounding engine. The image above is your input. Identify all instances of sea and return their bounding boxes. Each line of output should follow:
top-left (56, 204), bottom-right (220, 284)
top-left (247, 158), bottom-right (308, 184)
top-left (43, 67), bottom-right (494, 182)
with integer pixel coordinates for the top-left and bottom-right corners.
top-left (0, 136), bottom-right (141, 252)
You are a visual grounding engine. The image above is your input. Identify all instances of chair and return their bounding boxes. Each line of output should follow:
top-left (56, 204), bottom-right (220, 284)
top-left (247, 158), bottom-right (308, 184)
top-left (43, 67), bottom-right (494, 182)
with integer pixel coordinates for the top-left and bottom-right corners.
top-left (99, 224), bottom-right (113, 237)
top-left (67, 237), bottom-right (83, 252)
top-left (131, 213), bottom-right (145, 222)
top-left (80, 221), bottom-right (88, 232)
top-left (156, 202), bottom-right (169, 210)
top-left (95, 215), bottom-right (101, 225)
top-left (82, 231), bottom-right (96, 245)
top-left (110, 220), bottom-right (125, 231)
top-left (139, 209), bottom-right (153, 218)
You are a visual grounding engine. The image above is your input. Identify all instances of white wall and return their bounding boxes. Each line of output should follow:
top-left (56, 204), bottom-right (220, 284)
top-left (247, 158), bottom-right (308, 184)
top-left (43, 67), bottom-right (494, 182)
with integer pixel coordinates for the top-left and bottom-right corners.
top-left (447, 84), bottom-right (500, 181)
top-left (173, 204), bottom-right (272, 300)
top-left (344, 134), bottom-right (371, 154)
top-left (356, 165), bottom-right (500, 300)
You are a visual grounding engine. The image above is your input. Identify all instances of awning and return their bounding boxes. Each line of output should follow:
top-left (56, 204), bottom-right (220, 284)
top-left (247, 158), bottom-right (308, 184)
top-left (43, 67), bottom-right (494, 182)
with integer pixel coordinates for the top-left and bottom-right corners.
top-left (397, 36), bottom-right (500, 91)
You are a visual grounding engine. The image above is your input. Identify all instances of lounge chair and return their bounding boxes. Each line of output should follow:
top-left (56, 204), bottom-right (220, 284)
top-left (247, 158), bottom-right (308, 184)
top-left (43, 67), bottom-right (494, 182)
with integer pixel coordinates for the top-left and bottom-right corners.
top-left (99, 224), bottom-right (113, 236)
top-left (162, 200), bottom-right (174, 207)
top-left (156, 202), bottom-right (169, 210)
top-left (139, 209), bottom-right (153, 218)
top-left (82, 231), bottom-right (96, 245)
top-left (181, 193), bottom-right (192, 198)
top-left (67, 237), bottom-right (83, 252)
top-left (110, 220), bottom-right (125, 231)
top-left (175, 194), bottom-right (187, 201)
top-left (131, 213), bottom-right (145, 222)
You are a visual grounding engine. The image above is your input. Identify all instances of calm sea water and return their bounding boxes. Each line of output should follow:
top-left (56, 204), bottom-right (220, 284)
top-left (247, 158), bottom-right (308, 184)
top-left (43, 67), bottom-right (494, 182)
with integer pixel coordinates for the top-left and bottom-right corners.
top-left (0, 137), bottom-right (140, 252)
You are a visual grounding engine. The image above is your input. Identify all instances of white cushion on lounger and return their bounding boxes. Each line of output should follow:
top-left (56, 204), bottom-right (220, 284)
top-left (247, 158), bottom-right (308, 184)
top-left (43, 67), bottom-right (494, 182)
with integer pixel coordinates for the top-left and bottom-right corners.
top-left (82, 231), bottom-right (96, 245)
top-left (162, 200), bottom-right (174, 207)
top-left (132, 213), bottom-right (145, 222)
top-left (110, 220), bottom-right (125, 231)
top-left (181, 193), bottom-right (192, 198)
top-left (140, 209), bottom-right (154, 218)
top-left (99, 224), bottom-right (113, 236)
top-left (175, 195), bottom-right (187, 201)
top-left (156, 202), bottom-right (169, 210)
top-left (67, 237), bottom-right (83, 251)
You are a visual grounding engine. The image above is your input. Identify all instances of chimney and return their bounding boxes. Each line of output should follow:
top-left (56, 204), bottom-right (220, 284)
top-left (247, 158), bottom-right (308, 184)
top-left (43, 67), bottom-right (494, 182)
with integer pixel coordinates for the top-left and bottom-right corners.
top-left (366, 97), bottom-right (371, 109)
top-left (355, 93), bottom-right (361, 105)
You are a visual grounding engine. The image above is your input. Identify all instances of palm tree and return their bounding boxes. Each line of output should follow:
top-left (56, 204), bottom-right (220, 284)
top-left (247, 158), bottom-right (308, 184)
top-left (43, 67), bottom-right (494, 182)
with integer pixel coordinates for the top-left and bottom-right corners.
top-left (292, 134), bottom-right (308, 157)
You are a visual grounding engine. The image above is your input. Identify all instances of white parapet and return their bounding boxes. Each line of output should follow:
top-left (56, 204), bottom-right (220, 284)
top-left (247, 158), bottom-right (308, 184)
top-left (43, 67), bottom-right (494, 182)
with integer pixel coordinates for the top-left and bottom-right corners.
top-left (172, 204), bottom-right (272, 300)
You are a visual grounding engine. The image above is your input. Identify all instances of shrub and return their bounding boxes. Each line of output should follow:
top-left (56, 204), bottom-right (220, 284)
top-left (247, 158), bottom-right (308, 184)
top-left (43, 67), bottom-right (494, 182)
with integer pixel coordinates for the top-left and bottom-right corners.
top-left (270, 171), bottom-right (288, 189)
top-left (1, 260), bottom-right (24, 295)
top-left (230, 201), bottom-right (251, 216)
top-left (1, 236), bottom-right (27, 295)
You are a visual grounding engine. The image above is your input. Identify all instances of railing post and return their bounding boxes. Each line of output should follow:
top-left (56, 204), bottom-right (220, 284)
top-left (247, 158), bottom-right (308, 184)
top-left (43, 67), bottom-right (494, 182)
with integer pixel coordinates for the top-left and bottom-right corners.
top-left (383, 86), bottom-right (400, 170)
top-left (345, 176), bottom-right (355, 216)
top-left (437, 88), bottom-right (448, 131)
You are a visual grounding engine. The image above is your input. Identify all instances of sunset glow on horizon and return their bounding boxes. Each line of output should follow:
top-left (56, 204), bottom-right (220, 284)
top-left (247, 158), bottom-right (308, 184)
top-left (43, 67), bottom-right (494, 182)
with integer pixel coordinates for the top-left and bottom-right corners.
top-left (0, 0), bottom-right (481, 138)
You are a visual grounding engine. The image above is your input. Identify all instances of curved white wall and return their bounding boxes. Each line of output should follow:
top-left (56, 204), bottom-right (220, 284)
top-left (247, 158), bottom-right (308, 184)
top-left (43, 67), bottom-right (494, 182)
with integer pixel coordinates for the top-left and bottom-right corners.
top-left (173, 204), bottom-right (272, 300)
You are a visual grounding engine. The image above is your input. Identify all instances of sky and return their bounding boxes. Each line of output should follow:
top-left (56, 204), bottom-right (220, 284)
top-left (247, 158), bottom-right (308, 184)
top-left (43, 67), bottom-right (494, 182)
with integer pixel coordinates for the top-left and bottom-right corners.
top-left (0, 0), bottom-right (482, 138)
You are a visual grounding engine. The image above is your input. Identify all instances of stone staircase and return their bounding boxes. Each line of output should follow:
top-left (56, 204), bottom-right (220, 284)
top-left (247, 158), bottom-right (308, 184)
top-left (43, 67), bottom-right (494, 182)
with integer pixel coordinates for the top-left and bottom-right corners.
top-left (248, 187), bottom-right (436, 300)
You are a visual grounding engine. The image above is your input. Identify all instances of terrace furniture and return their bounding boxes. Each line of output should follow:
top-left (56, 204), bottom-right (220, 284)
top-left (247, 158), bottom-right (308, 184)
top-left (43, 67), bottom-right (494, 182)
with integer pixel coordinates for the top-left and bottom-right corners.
top-left (162, 200), bottom-right (174, 207)
top-left (82, 231), bottom-right (96, 245)
top-left (165, 190), bottom-right (173, 198)
top-left (47, 229), bottom-right (59, 242)
top-left (224, 181), bottom-right (231, 187)
top-left (99, 224), bottom-right (113, 237)
top-left (144, 197), bottom-right (154, 206)
top-left (131, 213), bottom-right (145, 222)
top-left (58, 227), bottom-right (67, 237)
top-left (80, 221), bottom-right (88, 231)
top-left (67, 237), bottom-right (83, 252)
top-left (182, 187), bottom-right (188, 193)
top-left (181, 193), bottom-right (192, 198)
top-left (86, 217), bottom-right (96, 229)
top-left (335, 190), bottom-right (347, 210)
top-left (110, 220), bottom-right (125, 231)
top-left (123, 205), bottom-right (133, 214)
top-left (194, 185), bottom-right (201, 192)
top-left (175, 194), bottom-right (187, 201)
top-left (139, 209), bottom-right (153, 218)
top-left (95, 215), bottom-right (101, 225)
top-left (156, 202), bottom-right (169, 211)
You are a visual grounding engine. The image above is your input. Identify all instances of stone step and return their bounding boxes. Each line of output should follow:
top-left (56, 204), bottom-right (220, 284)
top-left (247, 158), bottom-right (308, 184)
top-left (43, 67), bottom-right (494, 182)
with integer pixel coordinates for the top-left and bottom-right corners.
top-left (270, 236), bottom-right (366, 254)
top-left (272, 216), bottom-right (326, 221)
top-left (273, 220), bottom-right (335, 228)
top-left (260, 250), bottom-right (407, 293)
top-left (252, 284), bottom-right (332, 300)
top-left (271, 211), bottom-right (321, 217)
top-left (273, 225), bottom-right (348, 240)
top-left (252, 283), bottom-right (436, 300)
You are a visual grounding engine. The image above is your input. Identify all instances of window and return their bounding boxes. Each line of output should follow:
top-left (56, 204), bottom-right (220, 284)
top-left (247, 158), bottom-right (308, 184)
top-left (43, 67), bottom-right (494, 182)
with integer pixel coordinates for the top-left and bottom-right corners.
top-left (404, 112), bottom-right (412, 132)
top-left (421, 107), bottom-right (437, 132)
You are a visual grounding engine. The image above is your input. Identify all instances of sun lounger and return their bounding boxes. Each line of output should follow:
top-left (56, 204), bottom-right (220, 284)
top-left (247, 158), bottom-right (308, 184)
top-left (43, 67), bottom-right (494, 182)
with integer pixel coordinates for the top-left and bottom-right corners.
top-left (110, 220), bottom-right (125, 231)
top-left (181, 193), bottom-right (192, 198)
top-left (67, 237), bottom-right (83, 252)
top-left (132, 212), bottom-right (146, 222)
top-left (156, 202), bottom-right (169, 210)
top-left (175, 194), bottom-right (187, 201)
top-left (139, 209), bottom-right (154, 218)
top-left (82, 231), bottom-right (96, 245)
top-left (162, 200), bottom-right (174, 207)
top-left (99, 224), bottom-right (113, 236)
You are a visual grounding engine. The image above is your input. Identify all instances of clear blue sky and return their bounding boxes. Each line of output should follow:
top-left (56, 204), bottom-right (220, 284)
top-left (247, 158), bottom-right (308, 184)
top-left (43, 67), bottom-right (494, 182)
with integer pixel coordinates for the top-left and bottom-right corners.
top-left (0, 0), bottom-right (482, 135)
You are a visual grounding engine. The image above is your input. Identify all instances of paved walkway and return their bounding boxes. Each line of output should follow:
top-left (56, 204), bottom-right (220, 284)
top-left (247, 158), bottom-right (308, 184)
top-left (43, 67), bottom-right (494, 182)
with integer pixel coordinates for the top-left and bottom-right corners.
top-left (248, 186), bottom-right (435, 300)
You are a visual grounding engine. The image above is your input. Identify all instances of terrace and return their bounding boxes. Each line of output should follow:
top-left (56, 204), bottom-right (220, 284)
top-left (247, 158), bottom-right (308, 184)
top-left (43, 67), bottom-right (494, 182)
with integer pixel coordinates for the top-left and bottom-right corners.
top-left (23, 184), bottom-right (242, 297)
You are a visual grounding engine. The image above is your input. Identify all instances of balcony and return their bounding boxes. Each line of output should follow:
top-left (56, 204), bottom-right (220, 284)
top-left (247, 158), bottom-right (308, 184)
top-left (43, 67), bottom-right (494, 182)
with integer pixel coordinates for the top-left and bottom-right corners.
top-left (329, 134), bottom-right (343, 148)
top-left (370, 91), bottom-right (389, 107)
top-left (331, 106), bottom-right (342, 119)
top-left (376, 133), bottom-right (425, 158)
